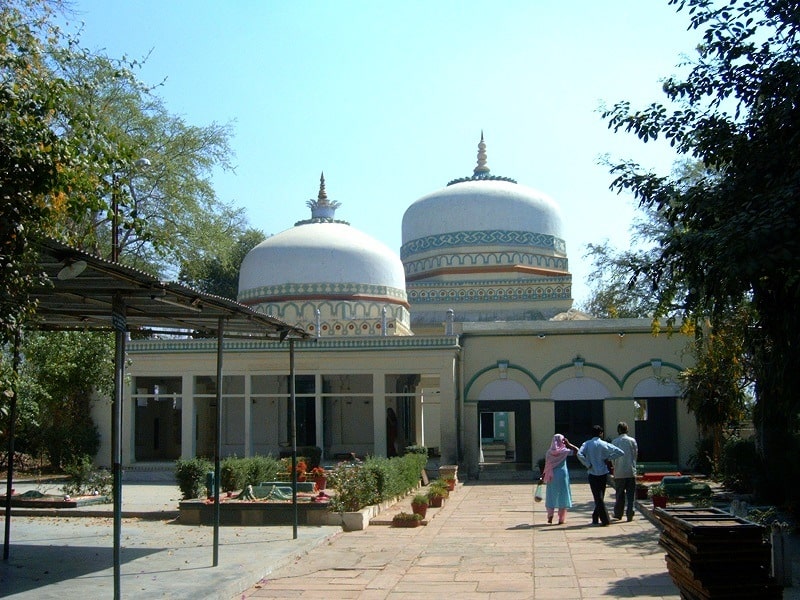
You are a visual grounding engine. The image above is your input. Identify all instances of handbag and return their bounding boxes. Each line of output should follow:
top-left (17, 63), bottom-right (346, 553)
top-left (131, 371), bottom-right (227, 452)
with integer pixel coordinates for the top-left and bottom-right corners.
top-left (534, 480), bottom-right (544, 502)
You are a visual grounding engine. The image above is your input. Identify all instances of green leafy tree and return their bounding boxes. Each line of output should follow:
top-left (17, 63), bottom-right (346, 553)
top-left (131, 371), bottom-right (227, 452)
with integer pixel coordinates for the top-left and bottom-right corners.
top-left (602, 0), bottom-right (800, 502)
top-left (179, 228), bottom-right (266, 299)
top-left (18, 331), bottom-right (113, 468)
top-left (0, 1), bottom-right (98, 346)
top-left (49, 45), bottom-right (245, 276)
top-left (681, 305), bottom-right (754, 472)
top-left (3, 1), bottom-right (252, 469)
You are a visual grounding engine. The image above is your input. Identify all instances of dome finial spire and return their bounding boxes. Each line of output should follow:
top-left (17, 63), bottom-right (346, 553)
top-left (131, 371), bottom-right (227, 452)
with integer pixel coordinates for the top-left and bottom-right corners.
top-left (317, 171), bottom-right (328, 205)
top-left (304, 171), bottom-right (342, 221)
top-left (474, 131), bottom-right (490, 176)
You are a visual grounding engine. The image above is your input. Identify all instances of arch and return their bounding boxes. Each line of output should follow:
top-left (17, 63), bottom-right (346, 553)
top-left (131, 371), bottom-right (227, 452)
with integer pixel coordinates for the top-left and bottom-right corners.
top-left (478, 379), bottom-right (530, 401)
top-left (464, 363), bottom-right (540, 401)
top-left (633, 377), bottom-right (682, 397)
top-left (551, 377), bottom-right (611, 401)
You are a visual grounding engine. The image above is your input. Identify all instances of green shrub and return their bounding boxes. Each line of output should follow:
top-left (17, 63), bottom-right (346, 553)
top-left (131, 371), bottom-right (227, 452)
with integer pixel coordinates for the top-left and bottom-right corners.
top-left (175, 457), bottom-right (213, 499)
top-left (719, 437), bottom-right (759, 493)
top-left (688, 437), bottom-right (716, 476)
top-left (243, 455), bottom-right (280, 486)
top-left (328, 463), bottom-right (379, 512)
top-left (61, 455), bottom-right (111, 497)
top-left (219, 455), bottom-right (280, 491)
top-left (404, 444), bottom-right (427, 455)
top-left (220, 456), bottom-right (247, 492)
top-left (327, 452), bottom-right (428, 512)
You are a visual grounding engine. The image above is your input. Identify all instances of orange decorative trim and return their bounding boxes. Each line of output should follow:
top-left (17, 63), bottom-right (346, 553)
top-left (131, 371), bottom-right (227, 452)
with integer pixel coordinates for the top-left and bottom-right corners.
top-left (406, 264), bottom-right (568, 282)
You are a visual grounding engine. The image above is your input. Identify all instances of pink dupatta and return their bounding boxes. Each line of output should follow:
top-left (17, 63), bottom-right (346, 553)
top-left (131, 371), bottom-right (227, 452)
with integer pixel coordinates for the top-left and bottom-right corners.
top-left (542, 434), bottom-right (572, 483)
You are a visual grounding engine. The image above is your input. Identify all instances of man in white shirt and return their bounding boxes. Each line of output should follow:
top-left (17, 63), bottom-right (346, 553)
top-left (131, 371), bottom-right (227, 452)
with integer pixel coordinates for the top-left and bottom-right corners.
top-left (611, 421), bottom-right (639, 522)
top-left (577, 425), bottom-right (624, 526)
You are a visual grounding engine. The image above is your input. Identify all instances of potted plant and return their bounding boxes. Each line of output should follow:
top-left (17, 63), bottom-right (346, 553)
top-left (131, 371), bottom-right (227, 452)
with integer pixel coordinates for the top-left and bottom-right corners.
top-left (442, 476), bottom-right (456, 492)
top-left (427, 482), bottom-right (448, 508)
top-left (295, 460), bottom-right (308, 482)
top-left (411, 493), bottom-right (429, 518)
top-left (649, 483), bottom-right (668, 509)
top-left (392, 511), bottom-right (423, 527)
top-left (311, 466), bottom-right (327, 491)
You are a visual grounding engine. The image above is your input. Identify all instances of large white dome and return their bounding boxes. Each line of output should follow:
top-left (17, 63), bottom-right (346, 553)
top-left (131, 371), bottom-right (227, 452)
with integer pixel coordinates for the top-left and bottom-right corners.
top-left (402, 178), bottom-right (564, 244)
top-left (400, 135), bottom-right (572, 329)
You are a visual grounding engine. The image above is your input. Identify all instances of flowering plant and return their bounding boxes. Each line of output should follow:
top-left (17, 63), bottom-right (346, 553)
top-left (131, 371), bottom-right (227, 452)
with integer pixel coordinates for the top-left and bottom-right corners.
top-left (311, 466), bottom-right (326, 477)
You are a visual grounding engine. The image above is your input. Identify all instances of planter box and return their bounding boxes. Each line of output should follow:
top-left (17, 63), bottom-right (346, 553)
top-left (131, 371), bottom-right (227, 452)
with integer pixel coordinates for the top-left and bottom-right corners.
top-left (392, 519), bottom-right (421, 528)
top-left (179, 499), bottom-right (332, 526)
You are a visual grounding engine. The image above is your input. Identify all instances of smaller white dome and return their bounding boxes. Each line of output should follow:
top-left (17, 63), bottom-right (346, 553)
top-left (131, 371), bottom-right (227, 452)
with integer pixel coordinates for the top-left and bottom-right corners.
top-left (239, 222), bottom-right (406, 293)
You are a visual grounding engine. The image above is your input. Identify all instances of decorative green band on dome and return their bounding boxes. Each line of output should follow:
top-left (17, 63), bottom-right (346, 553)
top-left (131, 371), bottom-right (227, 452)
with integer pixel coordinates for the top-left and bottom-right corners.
top-left (447, 173), bottom-right (517, 186)
top-left (238, 282), bottom-right (408, 304)
top-left (401, 230), bottom-right (567, 259)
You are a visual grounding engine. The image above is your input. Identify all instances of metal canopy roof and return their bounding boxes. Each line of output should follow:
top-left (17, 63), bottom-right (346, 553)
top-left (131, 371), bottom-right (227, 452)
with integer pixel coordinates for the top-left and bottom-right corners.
top-left (29, 237), bottom-right (309, 340)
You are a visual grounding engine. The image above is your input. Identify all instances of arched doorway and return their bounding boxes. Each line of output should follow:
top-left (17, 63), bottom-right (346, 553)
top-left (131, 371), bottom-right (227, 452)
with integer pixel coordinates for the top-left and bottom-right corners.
top-left (551, 377), bottom-right (610, 467)
top-left (477, 379), bottom-right (532, 467)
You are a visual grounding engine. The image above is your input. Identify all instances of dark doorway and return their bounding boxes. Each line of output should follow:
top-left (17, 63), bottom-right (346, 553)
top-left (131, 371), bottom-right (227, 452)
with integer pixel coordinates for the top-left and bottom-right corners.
top-left (554, 399), bottom-right (604, 467)
top-left (477, 400), bottom-right (531, 465)
top-left (480, 412), bottom-right (495, 440)
top-left (635, 397), bottom-right (678, 463)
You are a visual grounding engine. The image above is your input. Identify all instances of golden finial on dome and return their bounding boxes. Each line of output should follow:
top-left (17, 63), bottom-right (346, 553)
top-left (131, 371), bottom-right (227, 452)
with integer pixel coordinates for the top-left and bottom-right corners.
top-left (304, 171), bottom-right (341, 221)
top-left (474, 131), bottom-right (490, 176)
top-left (317, 171), bottom-right (329, 205)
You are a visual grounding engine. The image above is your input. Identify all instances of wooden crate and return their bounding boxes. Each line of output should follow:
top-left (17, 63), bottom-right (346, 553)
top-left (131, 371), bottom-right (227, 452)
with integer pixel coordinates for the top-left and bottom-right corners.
top-left (655, 507), bottom-right (781, 599)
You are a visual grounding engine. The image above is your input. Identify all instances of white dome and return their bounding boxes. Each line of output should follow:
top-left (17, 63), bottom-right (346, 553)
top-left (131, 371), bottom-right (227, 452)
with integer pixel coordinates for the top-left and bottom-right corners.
top-left (237, 175), bottom-right (411, 339)
top-left (402, 178), bottom-right (564, 244)
top-left (239, 222), bottom-right (406, 293)
top-left (400, 136), bottom-right (573, 329)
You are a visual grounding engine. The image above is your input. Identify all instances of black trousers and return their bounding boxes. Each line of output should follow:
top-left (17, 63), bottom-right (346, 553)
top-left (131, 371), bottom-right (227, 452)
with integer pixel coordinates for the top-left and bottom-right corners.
top-left (613, 476), bottom-right (636, 519)
top-left (588, 473), bottom-right (610, 525)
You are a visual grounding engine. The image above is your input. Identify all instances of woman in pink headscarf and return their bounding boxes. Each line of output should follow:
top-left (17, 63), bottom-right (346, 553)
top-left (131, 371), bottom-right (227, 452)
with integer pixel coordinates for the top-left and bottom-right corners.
top-left (540, 433), bottom-right (579, 524)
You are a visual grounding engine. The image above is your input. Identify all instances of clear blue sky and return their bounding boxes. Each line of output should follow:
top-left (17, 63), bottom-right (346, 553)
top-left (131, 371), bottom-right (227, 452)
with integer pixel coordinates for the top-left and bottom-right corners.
top-left (65, 1), bottom-right (700, 306)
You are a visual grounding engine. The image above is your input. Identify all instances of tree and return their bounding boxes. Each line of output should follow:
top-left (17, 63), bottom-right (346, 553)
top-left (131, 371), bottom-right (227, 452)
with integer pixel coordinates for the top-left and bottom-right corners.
top-left (681, 305), bottom-right (754, 472)
top-left (13, 331), bottom-right (113, 468)
top-left (1, 1), bottom-right (250, 470)
top-left (0, 1), bottom-right (99, 346)
top-left (583, 205), bottom-right (670, 318)
top-left (602, 0), bottom-right (800, 503)
top-left (49, 46), bottom-right (245, 277)
top-left (179, 228), bottom-right (266, 299)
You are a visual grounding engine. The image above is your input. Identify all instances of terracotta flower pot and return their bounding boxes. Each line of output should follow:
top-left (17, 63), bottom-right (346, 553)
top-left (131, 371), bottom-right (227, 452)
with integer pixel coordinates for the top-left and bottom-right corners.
top-left (314, 475), bottom-right (327, 491)
top-left (652, 495), bottom-right (667, 509)
top-left (411, 502), bottom-right (428, 518)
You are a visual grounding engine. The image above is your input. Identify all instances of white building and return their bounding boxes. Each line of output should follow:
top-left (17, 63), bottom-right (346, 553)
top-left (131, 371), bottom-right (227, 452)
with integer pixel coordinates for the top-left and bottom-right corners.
top-left (96, 137), bottom-right (697, 478)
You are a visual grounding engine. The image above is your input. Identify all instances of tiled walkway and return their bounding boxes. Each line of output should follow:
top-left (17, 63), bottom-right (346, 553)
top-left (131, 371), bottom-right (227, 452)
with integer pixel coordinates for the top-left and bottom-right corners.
top-left (239, 479), bottom-right (681, 599)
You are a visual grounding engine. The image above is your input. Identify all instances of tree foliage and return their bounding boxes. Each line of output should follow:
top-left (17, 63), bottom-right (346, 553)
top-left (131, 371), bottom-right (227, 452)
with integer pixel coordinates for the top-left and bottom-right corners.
top-left (681, 305), bottom-right (754, 470)
top-left (48, 35), bottom-right (244, 276)
top-left (0, 1), bottom-right (95, 346)
top-left (179, 228), bottom-right (265, 299)
top-left (11, 331), bottom-right (113, 468)
top-left (602, 0), bottom-right (800, 503)
top-left (1, 0), bottom-right (252, 469)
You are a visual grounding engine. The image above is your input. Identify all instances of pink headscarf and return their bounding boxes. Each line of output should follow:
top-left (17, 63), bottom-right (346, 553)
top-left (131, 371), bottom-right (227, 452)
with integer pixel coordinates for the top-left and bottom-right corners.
top-left (542, 434), bottom-right (572, 483)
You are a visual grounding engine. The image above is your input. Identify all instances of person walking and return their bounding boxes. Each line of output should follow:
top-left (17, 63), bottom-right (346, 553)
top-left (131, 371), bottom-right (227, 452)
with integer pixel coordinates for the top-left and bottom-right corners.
top-left (540, 433), bottom-right (580, 524)
top-left (611, 421), bottom-right (638, 522)
top-left (577, 425), bottom-right (624, 526)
